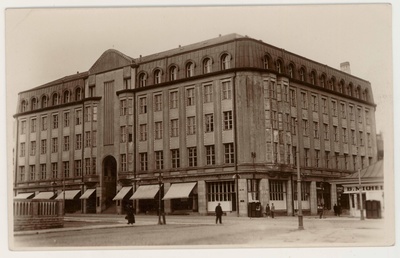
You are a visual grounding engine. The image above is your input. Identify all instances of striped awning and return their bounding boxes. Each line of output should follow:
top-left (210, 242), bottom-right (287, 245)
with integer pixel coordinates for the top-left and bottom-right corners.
top-left (80, 189), bottom-right (96, 199)
top-left (162, 182), bottom-right (196, 200)
top-left (14, 192), bottom-right (34, 199)
top-left (112, 187), bottom-right (132, 201)
top-left (56, 190), bottom-right (81, 200)
top-left (130, 185), bottom-right (159, 200)
top-left (33, 191), bottom-right (55, 199)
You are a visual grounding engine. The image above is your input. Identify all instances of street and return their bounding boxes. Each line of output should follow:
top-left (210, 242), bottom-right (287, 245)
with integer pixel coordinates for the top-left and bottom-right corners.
top-left (12, 214), bottom-right (392, 249)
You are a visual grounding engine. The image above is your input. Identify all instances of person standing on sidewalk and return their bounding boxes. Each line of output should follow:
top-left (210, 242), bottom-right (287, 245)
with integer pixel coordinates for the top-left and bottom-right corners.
top-left (265, 204), bottom-right (270, 218)
top-left (215, 203), bottom-right (223, 224)
top-left (270, 203), bottom-right (275, 218)
top-left (125, 203), bottom-right (135, 225)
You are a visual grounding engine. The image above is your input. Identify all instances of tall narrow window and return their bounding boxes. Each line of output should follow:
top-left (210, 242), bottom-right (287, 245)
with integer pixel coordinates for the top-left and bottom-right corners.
top-left (186, 62), bottom-right (194, 78)
top-left (30, 165), bottom-right (35, 181)
top-left (343, 128), bottom-right (348, 143)
top-left (310, 71), bottom-right (316, 85)
top-left (154, 69), bottom-right (162, 84)
top-left (41, 96), bottom-right (48, 108)
top-left (187, 116), bottom-right (196, 135)
top-left (222, 81), bottom-right (232, 100)
top-left (31, 118), bottom-right (37, 132)
top-left (20, 142), bottom-right (25, 156)
top-left (203, 58), bottom-right (212, 74)
top-left (204, 84), bottom-right (213, 103)
top-left (63, 161), bottom-right (69, 178)
top-left (221, 54), bottom-right (230, 70)
top-left (170, 91), bottom-right (178, 109)
top-left (223, 111), bottom-right (233, 130)
top-left (205, 145), bottom-right (215, 165)
top-left (188, 147), bottom-right (197, 167)
top-left (75, 134), bottom-right (82, 150)
top-left (30, 141), bottom-right (36, 156)
top-left (311, 94), bottom-right (318, 111)
top-left (63, 91), bottom-right (70, 103)
top-left (302, 119), bottom-right (309, 136)
top-left (139, 124), bottom-right (147, 141)
top-left (313, 122), bottom-right (319, 139)
top-left (321, 97), bottom-right (328, 114)
top-left (301, 92), bottom-right (307, 109)
top-left (75, 87), bottom-right (82, 101)
top-left (224, 143), bottom-right (235, 164)
top-left (120, 99), bottom-right (127, 116)
top-left (85, 131), bottom-right (91, 147)
top-left (205, 114), bottom-right (214, 133)
top-left (139, 73), bottom-right (147, 87)
top-left (323, 123), bottom-right (329, 140)
top-left (63, 112), bottom-right (70, 127)
top-left (75, 160), bottom-right (82, 177)
top-left (120, 126), bottom-right (127, 143)
top-left (41, 139), bottom-right (47, 154)
top-left (299, 68), bottom-right (305, 81)
top-left (154, 94), bottom-right (162, 112)
top-left (63, 136), bottom-right (69, 151)
top-left (351, 130), bottom-right (356, 145)
top-left (52, 114), bottom-right (59, 129)
top-left (120, 154), bottom-right (127, 172)
top-left (333, 126), bottom-right (338, 142)
top-left (75, 109), bottom-right (82, 125)
top-left (290, 89), bottom-right (296, 107)
top-left (263, 55), bottom-right (269, 69)
top-left (331, 100), bottom-right (337, 116)
top-left (52, 138), bottom-right (58, 153)
top-left (40, 164), bottom-right (47, 180)
top-left (169, 66), bottom-right (177, 81)
top-left (186, 88), bottom-right (195, 106)
top-left (41, 116), bottom-right (47, 131)
top-left (155, 151), bottom-right (164, 170)
top-left (123, 78), bottom-right (131, 89)
top-left (139, 97), bottom-right (147, 114)
top-left (155, 122), bottom-right (163, 139)
top-left (170, 119), bottom-right (179, 137)
top-left (52, 163), bottom-right (58, 178)
top-left (139, 153), bottom-right (148, 171)
top-left (304, 148), bottom-right (309, 166)
top-left (315, 150), bottom-right (320, 167)
top-left (171, 149), bottom-right (180, 168)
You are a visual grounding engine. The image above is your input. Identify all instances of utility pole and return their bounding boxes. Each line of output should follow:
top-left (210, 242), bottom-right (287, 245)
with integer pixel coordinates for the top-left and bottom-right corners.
top-left (295, 119), bottom-right (304, 230)
top-left (358, 166), bottom-right (364, 220)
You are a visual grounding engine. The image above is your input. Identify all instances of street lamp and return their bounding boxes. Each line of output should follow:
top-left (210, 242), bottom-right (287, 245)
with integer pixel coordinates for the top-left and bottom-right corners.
top-left (295, 118), bottom-right (304, 230)
top-left (358, 163), bottom-right (365, 220)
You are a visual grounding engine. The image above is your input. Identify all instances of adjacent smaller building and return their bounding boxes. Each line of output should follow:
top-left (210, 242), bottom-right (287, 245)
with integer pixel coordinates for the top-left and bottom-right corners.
top-left (333, 159), bottom-right (383, 218)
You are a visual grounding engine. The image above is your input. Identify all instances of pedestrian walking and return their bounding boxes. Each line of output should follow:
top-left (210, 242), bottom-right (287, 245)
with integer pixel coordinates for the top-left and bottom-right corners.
top-left (125, 203), bottom-right (135, 225)
top-left (270, 203), bottom-right (275, 218)
top-left (333, 204), bottom-right (338, 216)
top-left (215, 203), bottom-right (223, 224)
top-left (265, 204), bottom-right (270, 218)
top-left (318, 204), bottom-right (324, 219)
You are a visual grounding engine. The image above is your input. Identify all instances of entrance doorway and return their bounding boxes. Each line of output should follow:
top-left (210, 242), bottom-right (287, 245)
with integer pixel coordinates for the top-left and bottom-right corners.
top-left (103, 156), bottom-right (117, 210)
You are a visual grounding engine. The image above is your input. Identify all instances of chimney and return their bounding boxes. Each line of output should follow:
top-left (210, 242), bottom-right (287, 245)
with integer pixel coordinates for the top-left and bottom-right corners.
top-left (340, 62), bottom-right (351, 74)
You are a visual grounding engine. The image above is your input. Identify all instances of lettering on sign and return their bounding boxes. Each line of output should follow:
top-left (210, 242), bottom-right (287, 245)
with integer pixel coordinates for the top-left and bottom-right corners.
top-left (345, 185), bottom-right (383, 193)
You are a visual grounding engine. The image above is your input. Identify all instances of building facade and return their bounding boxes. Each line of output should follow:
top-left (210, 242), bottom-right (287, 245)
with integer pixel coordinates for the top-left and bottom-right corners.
top-left (13, 34), bottom-right (378, 216)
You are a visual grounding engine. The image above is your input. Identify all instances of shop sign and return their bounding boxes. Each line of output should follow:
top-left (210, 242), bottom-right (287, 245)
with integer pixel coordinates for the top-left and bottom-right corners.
top-left (345, 185), bottom-right (383, 193)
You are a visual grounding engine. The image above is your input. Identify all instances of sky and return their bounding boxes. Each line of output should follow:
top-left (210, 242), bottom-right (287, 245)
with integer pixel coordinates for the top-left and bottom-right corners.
top-left (1, 1), bottom-right (399, 258)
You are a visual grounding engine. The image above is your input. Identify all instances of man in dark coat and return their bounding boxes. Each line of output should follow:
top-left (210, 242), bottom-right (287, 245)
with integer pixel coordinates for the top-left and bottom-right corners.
top-left (215, 203), bottom-right (223, 224)
top-left (125, 204), bottom-right (135, 225)
top-left (265, 204), bottom-right (271, 217)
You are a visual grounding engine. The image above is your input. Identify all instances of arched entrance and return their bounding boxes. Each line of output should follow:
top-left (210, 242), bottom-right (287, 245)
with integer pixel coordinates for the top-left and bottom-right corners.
top-left (103, 155), bottom-right (117, 210)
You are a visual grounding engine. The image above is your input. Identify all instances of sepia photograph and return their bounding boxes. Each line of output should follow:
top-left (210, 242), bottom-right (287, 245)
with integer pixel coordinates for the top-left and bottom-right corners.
top-left (1, 1), bottom-right (398, 257)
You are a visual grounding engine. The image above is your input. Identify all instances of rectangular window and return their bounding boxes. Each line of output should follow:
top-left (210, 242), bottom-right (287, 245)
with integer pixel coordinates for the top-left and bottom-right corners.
top-left (20, 120), bottom-right (26, 134)
top-left (285, 114), bottom-right (290, 131)
top-left (155, 122), bottom-right (163, 139)
top-left (92, 131), bottom-right (97, 147)
top-left (273, 143), bottom-right (278, 163)
top-left (139, 97), bottom-right (147, 114)
top-left (30, 141), bottom-right (36, 156)
top-left (188, 147), bottom-right (197, 167)
top-left (139, 124), bottom-right (147, 141)
top-left (120, 126), bottom-right (127, 143)
top-left (30, 165), bottom-right (35, 181)
top-left (85, 158), bottom-right (91, 175)
top-left (89, 86), bottom-right (95, 97)
top-left (325, 152), bottom-right (330, 168)
top-left (75, 160), bottom-right (82, 177)
top-left (207, 181), bottom-right (235, 203)
top-left (331, 100), bottom-right (337, 116)
top-left (19, 166), bottom-right (25, 181)
top-left (311, 94), bottom-right (318, 111)
top-left (321, 97), bottom-right (328, 114)
top-left (120, 154), bottom-right (127, 172)
top-left (75, 134), bottom-right (82, 150)
top-left (63, 161), bottom-right (69, 178)
top-left (365, 109), bottom-right (370, 125)
top-left (205, 114), bottom-right (214, 133)
top-left (343, 128), bottom-right (348, 143)
top-left (315, 150), bottom-right (320, 167)
top-left (63, 112), bottom-right (70, 127)
top-left (187, 116), bottom-right (196, 135)
top-left (349, 105), bottom-right (354, 121)
top-left (224, 143), bottom-right (235, 164)
top-left (269, 180), bottom-right (285, 201)
top-left (313, 122), bottom-right (319, 139)
top-left (333, 126), bottom-right (338, 142)
top-left (271, 111), bottom-right (278, 129)
top-left (357, 107), bottom-right (363, 123)
top-left (85, 106), bottom-right (91, 122)
top-left (52, 114), bottom-right (59, 129)
top-left (170, 91), bottom-right (178, 109)
top-left (41, 116), bottom-right (47, 131)
top-left (344, 154), bottom-right (349, 170)
top-left (367, 133), bottom-right (371, 147)
top-left (269, 81), bottom-right (277, 99)
top-left (154, 94), bottom-right (162, 112)
top-left (40, 164), bottom-right (46, 180)
top-left (171, 149), bottom-right (180, 168)
top-left (92, 158), bottom-right (96, 174)
top-left (222, 81), bottom-right (232, 100)
top-left (120, 99), bottom-right (127, 116)
top-left (290, 89), bottom-right (296, 107)
top-left (359, 131), bottom-right (364, 146)
top-left (186, 88), bottom-right (195, 106)
top-left (124, 78), bottom-right (131, 89)
top-left (301, 92), bottom-right (308, 109)
top-left (51, 138), bottom-right (58, 153)
top-left (31, 118), bottom-right (37, 132)
top-left (139, 153), bottom-right (148, 171)
top-left (170, 119), bottom-right (179, 137)
top-left (304, 148), bottom-right (309, 166)
top-left (204, 84), bottom-right (213, 103)
top-left (302, 119), bottom-right (308, 136)
top-left (20, 142), bottom-right (25, 156)
top-left (292, 146), bottom-right (297, 166)
top-left (351, 130), bottom-right (356, 145)
top-left (63, 136), bottom-right (69, 151)
top-left (340, 103), bottom-right (346, 118)
top-left (291, 117), bottom-right (297, 135)
top-left (323, 123), bottom-right (329, 140)
top-left (335, 153), bottom-right (340, 169)
top-left (353, 155), bottom-right (358, 171)
top-left (75, 109), bottom-right (82, 125)
top-left (93, 106), bottom-right (98, 121)
top-left (85, 131), bottom-right (91, 147)
top-left (205, 145), bottom-right (216, 165)
top-left (223, 111), bottom-right (233, 130)
top-left (52, 162), bottom-right (58, 178)
top-left (41, 139), bottom-right (47, 154)
top-left (155, 151), bottom-right (164, 170)
top-left (283, 85), bottom-right (289, 102)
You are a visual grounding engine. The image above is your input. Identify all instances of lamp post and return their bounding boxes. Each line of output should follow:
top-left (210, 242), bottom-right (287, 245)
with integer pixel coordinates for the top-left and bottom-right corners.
top-left (358, 166), bottom-right (365, 220)
top-left (157, 174), bottom-right (163, 225)
top-left (233, 173), bottom-right (240, 217)
top-left (295, 118), bottom-right (304, 230)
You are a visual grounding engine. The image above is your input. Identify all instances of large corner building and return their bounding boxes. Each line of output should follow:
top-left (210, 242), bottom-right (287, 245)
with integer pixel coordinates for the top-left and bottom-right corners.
top-left (13, 34), bottom-right (378, 216)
